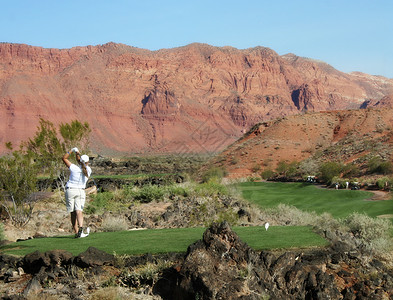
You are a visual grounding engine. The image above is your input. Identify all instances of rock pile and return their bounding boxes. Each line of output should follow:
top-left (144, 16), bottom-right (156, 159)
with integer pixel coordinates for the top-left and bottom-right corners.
top-left (157, 222), bottom-right (393, 299)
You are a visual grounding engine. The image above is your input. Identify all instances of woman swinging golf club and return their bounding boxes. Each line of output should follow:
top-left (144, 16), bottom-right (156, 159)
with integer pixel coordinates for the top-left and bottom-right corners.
top-left (62, 147), bottom-right (91, 238)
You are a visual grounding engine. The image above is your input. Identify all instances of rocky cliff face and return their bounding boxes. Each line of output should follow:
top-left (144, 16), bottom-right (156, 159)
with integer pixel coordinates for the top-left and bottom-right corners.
top-left (1, 43), bottom-right (392, 155)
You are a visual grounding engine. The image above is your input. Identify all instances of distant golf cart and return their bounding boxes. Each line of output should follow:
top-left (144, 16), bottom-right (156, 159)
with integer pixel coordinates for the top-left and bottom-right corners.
top-left (351, 182), bottom-right (360, 190)
top-left (306, 176), bottom-right (317, 183)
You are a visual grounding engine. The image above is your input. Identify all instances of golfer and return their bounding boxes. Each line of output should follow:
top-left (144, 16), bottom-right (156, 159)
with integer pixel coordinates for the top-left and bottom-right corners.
top-left (62, 148), bottom-right (92, 238)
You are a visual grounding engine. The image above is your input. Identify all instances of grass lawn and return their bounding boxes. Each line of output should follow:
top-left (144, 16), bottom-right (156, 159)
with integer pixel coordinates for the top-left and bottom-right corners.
top-left (238, 181), bottom-right (393, 219)
top-left (0, 226), bottom-right (328, 257)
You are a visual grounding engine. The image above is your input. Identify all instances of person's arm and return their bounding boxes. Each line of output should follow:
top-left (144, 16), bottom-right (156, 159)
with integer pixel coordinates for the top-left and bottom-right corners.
top-left (62, 151), bottom-right (72, 168)
top-left (74, 149), bottom-right (89, 177)
top-left (75, 151), bottom-right (81, 163)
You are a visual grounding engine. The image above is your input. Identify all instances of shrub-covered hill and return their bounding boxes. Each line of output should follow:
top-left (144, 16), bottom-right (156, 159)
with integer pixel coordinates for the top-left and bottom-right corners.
top-left (207, 107), bottom-right (393, 181)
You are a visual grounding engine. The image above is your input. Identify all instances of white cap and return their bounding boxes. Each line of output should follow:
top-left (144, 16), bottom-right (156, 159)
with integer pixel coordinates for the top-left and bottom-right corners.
top-left (80, 155), bottom-right (89, 163)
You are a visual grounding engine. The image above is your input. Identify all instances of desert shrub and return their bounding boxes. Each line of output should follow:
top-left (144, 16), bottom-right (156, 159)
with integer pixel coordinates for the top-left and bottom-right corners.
top-left (101, 215), bottom-right (128, 232)
top-left (89, 287), bottom-right (130, 300)
top-left (314, 212), bottom-right (342, 232)
top-left (125, 184), bottom-right (165, 203)
top-left (201, 167), bottom-right (227, 183)
top-left (261, 169), bottom-right (275, 180)
top-left (298, 159), bottom-right (319, 177)
top-left (318, 161), bottom-right (344, 184)
top-left (251, 164), bottom-right (261, 173)
top-left (266, 204), bottom-right (319, 226)
top-left (189, 196), bottom-right (239, 227)
top-left (376, 177), bottom-right (393, 190)
top-left (85, 192), bottom-right (113, 214)
top-left (379, 161), bottom-right (393, 174)
top-left (247, 176), bottom-right (260, 182)
top-left (368, 156), bottom-right (393, 175)
top-left (0, 223), bottom-right (4, 241)
top-left (193, 179), bottom-right (230, 197)
top-left (216, 208), bottom-right (238, 225)
top-left (275, 160), bottom-right (300, 178)
top-left (343, 213), bottom-right (391, 242)
top-left (0, 151), bottom-right (38, 227)
top-left (120, 260), bottom-right (172, 288)
top-left (342, 163), bottom-right (360, 177)
top-left (85, 190), bottom-right (128, 214)
top-left (165, 184), bottom-right (190, 198)
top-left (26, 295), bottom-right (64, 300)
top-left (343, 213), bottom-right (393, 255)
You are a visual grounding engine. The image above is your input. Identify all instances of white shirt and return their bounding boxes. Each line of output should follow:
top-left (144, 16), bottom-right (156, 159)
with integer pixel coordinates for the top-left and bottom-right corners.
top-left (66, 163), bottom-right (92, 189)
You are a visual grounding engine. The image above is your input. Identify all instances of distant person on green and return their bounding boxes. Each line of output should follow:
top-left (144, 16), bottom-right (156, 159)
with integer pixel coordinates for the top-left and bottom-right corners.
top-left (62, 148), bottom-right (91, 238)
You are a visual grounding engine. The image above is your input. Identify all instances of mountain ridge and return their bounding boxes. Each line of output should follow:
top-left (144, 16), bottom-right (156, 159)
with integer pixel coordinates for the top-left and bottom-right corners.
top-left (1, 42), bottom-right (392, 155)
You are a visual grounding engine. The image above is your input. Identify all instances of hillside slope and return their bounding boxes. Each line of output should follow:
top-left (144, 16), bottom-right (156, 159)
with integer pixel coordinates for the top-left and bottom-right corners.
top-left (209, 107), bottom-right (393, 178)
top-left (1, 42), bottom-right (392, 155)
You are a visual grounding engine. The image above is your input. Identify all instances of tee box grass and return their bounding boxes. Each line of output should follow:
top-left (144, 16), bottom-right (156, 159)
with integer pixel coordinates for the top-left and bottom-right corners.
top-left (0, 226), bottom-right (328, 257)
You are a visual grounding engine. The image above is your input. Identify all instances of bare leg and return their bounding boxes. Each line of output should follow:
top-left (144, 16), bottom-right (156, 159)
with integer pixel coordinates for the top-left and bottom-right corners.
top-left (75, 210), bottom-right (84, 230)
top-left (70, 211), bottom-right (78, 234)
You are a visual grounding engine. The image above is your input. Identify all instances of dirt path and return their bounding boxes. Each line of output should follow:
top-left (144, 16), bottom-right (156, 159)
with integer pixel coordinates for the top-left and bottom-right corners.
top-left (368, 190), bottom-right (391, 201)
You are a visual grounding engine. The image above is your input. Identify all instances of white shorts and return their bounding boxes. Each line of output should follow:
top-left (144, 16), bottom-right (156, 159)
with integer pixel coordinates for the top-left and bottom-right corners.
top-left (65, 188), bottom-right (86, 213)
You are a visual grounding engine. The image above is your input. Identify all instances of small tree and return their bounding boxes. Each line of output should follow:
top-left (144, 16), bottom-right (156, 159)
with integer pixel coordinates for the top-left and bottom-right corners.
top-left (25, 118), bottom-right (64, 179)
top-left (318, 161), bottom-right (344, 184)
top-left (25, 118), bottom-right (91, 189)
top-left (59, 120), bottom-right (91, 152)
top-left (0, 150), bottom-right (38, 227)
top-left (275, 160), bottom-right (299, 178)
top-left (261, 169), bottom-right (275, 180)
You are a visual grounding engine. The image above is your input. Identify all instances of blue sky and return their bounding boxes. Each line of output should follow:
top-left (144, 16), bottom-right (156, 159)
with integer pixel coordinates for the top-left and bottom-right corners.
top-left (2, 0), bottom-right (392, 78)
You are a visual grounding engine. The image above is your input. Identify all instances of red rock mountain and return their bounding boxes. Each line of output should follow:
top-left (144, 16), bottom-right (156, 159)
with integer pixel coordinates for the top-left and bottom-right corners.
top-left (1, 42), bottom-right (392, 155)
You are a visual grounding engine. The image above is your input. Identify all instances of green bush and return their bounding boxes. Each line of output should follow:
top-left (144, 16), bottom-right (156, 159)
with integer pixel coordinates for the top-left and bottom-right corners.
top-left (85, 192), bottom-right (113, 214)
top-left (201, 167), bottom-right (227, 183)
top-left (376, 177), bottom-right (393, 190)
top-left (165, 184), bottom-right (190, 198)
top-left (275, 160), bottom-right (300, 178)
top-left (318, 161), bottom-right (344, 184)
top-left (342, 163), bottom-right (360, 177)
top-left (261, 169), bottom-right (275, 180)
top-left (126, 184), bottom-right (165, 203)
top-left (368, 157), bottom-right (393, 175)
top-left (0, 151), bottom-right (38, 227)
top-left (193, 179), bottom-right (229, 197)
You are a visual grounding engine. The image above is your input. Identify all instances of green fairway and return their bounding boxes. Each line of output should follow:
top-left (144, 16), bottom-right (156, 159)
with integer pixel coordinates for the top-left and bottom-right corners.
top-left (238, 182), bottom-right (393, 219)
top-left (0, 226), bottom-right (328, 256)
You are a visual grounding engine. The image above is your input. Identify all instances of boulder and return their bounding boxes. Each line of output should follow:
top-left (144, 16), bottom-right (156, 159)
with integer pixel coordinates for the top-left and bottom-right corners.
top-left (73, 246), bottom-right (114, 268)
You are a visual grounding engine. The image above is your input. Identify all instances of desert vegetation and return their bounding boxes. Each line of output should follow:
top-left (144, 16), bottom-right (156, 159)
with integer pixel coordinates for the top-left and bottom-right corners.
top-left (255, 154), bottom-right (393, 191)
